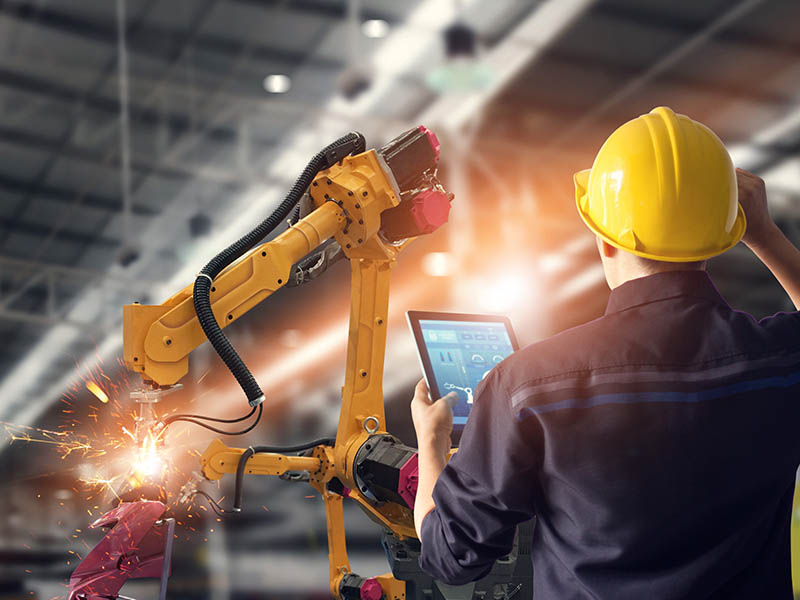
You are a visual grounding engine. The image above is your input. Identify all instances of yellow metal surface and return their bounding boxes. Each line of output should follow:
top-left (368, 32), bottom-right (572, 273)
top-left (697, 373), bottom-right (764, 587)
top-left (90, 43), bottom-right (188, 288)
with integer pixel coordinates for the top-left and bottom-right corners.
top-left (574, 106), bottom-right (745, 262)
top-left (309, 149), bottom-right (401, 261)
top-left (336, 258), bottom-right (394, 461)
top-left (200, 438), bottom-right (322, 481)
top-left (792, 481), bottom-right (799, 595)
top-left (320, 489), bottom-right (351, 598)
top-left (123, 201), bottom-right (345, 385)
top-left (347, 486), bottom-right (416, 539)
top-left (376, 572), bottom-right (407, 600)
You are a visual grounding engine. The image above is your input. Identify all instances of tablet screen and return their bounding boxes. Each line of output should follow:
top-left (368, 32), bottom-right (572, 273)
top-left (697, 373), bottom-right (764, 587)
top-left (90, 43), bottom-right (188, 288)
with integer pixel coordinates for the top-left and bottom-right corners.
top-left (414, 317), bottom-right (517, 428)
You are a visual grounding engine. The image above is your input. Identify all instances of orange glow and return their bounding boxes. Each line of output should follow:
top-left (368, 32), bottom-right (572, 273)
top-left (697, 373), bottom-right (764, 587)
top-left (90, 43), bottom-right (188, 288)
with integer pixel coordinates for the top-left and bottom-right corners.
top-left (86, 381), bottom-right (109, 403)
top-left (130, 432), bottom-right (165, 485)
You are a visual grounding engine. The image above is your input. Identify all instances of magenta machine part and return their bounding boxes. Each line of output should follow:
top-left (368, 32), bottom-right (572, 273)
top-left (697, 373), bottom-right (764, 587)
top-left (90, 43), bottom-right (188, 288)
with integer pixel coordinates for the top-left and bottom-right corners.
top-left (397, 453), bottom-right (419, 509)
top-left (352, 435), bottom-right (420, 509)
top-left (68, 501), bottom-right (175, 600)
top-left (377, 125), bottom-right (453, 243)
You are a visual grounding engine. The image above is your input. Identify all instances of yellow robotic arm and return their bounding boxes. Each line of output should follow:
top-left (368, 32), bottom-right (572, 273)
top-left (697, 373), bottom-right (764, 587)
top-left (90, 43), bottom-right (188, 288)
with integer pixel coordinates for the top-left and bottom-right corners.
top-left (123, 144), bottom-right (410, 387)
top-left (123, 127), bottom-right (451, 600)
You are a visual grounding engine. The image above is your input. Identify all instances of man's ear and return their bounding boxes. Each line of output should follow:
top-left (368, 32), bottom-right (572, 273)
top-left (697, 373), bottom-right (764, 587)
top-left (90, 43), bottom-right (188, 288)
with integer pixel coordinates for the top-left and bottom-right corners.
top-left (601, 240), bottom-right (617, 258)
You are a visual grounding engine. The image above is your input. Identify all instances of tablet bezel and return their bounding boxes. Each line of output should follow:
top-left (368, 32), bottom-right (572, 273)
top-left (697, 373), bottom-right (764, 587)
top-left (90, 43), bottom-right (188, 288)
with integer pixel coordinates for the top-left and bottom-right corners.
top-left (406, 310), bottom-right (520, 446)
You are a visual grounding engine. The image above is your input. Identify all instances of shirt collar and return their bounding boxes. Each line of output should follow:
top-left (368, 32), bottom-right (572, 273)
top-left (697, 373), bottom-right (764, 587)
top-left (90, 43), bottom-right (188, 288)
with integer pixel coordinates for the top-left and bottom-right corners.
top-left (605, 270), bottom-right (728, 315)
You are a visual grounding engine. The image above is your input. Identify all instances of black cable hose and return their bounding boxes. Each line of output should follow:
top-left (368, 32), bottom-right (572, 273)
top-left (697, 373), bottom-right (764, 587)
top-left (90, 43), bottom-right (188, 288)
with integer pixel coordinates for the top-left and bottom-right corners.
top-left (193, 132), bottom-right (366, 406)
top-left (233, 437), bottom-right (336, 511)
top-left (192, 489), bottom-right (233, 517)
top-left (162, 404), bottom-right (263, 436)
top-left (161, 405), bottom-right (257, 427)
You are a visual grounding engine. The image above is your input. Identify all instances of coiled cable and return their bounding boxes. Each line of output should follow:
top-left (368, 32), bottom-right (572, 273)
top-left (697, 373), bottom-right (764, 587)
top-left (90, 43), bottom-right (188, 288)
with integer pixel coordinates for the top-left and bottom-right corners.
top-left (192, 132), bottom-right (365, 407)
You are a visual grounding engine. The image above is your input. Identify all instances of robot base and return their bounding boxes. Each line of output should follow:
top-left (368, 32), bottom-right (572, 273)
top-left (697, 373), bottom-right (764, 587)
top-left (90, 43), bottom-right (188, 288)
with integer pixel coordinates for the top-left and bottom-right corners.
top-left (381, 520), bottom-right (534, 600)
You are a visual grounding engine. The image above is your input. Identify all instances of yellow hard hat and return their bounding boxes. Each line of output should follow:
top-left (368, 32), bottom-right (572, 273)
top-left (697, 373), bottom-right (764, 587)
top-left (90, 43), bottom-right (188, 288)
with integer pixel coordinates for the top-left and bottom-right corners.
top-left (574, 106), bottom-right (745, 262)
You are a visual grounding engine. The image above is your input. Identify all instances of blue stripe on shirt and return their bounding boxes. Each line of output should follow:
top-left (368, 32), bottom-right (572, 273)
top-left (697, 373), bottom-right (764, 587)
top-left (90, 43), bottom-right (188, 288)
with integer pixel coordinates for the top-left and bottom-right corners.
top-left (517, 369), bottom-right (800, 417)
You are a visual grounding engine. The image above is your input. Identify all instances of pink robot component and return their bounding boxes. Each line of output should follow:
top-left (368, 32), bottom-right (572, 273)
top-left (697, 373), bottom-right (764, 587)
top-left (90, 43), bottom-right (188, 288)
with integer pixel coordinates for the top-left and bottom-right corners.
top-left (68, 501), bottom-right (175, 600)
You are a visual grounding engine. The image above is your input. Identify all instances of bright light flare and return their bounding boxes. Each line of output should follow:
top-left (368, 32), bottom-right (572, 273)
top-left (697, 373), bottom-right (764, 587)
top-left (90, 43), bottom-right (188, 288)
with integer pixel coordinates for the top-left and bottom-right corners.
top-left (130, 432), bottom-right (166, 485)
top-left (478, 275), bottom-right (526, 312)
top-left (422, 252), bottom-right (455, 277)
top-left (134, 453), bottom-right (163, 480)
top-left (473, 267), bottom-right (537, 313)
top-left (86, 381), bottom-right (109, 403)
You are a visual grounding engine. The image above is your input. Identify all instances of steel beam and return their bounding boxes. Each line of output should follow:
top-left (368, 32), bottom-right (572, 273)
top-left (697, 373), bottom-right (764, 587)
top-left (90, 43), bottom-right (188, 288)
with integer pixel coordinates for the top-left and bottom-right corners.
top-left (0, 216), bottom-right (118, 248)
top-left (594, 2), bottom-right (800, 59)
top-left (0, 306), bottom-right (104, 334)
top-left (231, 0), bottom-right (396, 26)
top-left (0, 66), bottom-right (253, 146)
top-left (0, 4), bottom-right (342, 71)
top-left (0, 254), bottom-right (157, 288)
top-left (0, 172), bottom-right (157, 217)
top-left (0, 124), bottom-right (251, 187)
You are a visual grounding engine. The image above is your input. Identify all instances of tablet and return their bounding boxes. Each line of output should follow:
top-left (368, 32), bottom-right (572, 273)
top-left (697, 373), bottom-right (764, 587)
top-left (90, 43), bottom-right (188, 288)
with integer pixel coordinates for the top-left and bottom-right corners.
top-left (407, 311), bottom-right (519, 445)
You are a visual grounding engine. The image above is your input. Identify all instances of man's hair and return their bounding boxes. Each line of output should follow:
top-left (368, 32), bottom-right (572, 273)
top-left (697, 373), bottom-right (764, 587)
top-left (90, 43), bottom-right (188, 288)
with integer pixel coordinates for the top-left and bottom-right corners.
top-left (635, 256), bottom-right (706, 274)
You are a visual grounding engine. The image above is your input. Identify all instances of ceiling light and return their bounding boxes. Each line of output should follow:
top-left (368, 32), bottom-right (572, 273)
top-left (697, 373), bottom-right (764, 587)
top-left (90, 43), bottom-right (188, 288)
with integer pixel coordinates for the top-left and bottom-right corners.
top-left (263, 74), bottom-right (291, 94)
top-left (362, 19), bottom-right (389, 38)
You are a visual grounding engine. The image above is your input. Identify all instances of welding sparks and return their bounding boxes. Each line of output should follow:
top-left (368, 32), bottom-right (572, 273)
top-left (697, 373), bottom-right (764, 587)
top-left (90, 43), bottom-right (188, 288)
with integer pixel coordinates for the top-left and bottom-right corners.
top-left (1, 422), bottom-right (100, 459)
top-left (80, 476), bottom-right (123, 501)
top-left (85, 381), bottom-right (110, 403)
top-left (15, 357), bottom-right (212, 543)
top-left (132, 438), bottom-right (165, 483)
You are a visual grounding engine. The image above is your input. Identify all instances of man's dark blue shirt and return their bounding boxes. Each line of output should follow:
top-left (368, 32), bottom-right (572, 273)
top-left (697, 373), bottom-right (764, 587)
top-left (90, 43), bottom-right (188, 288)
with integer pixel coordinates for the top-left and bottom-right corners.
top-left (419, 270), bottom-right (800, 599)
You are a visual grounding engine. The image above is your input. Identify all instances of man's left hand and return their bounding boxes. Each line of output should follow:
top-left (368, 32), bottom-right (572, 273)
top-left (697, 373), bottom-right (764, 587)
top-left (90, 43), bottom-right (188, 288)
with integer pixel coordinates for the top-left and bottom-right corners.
top-left (411, 378), bottom-right (456, 456)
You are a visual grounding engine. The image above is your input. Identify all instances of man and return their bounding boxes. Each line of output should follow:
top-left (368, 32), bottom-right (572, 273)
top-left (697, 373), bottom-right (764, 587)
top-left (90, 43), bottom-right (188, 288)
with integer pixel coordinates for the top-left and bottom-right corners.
top-left (411, 106), bottom-right (800, 598)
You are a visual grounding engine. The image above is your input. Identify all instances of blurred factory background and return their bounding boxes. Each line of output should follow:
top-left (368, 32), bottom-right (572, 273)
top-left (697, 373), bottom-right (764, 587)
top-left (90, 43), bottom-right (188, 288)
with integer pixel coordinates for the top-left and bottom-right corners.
top-left (0, 0), bottom-right (799, 598)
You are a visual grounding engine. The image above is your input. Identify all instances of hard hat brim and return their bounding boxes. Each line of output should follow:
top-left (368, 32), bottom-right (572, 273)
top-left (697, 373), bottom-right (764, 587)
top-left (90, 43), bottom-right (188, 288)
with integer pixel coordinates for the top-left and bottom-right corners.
top-left (574, 170), bottom-right (747, 263)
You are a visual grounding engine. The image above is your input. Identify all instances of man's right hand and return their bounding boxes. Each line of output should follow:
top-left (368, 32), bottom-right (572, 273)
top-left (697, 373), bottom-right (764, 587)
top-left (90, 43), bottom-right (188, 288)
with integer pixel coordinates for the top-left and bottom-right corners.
top-left (737, 168), bottom-right (776, 249)
top-left (735, 167), bottom-right (800, 309)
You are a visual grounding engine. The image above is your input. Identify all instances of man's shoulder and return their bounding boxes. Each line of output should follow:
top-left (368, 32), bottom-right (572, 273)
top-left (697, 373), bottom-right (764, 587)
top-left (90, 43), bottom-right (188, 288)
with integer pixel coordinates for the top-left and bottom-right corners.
top-left (498, 313), bottom-right (618, 390)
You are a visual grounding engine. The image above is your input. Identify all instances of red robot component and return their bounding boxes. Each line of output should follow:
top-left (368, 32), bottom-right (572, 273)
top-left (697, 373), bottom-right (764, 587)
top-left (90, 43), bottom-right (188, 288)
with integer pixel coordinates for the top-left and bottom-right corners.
top-left (339, 574), bottom-right (384, 600)
top-left (418, 125), bottom-right (441, 162)
top-left (68, 501), bottom-right (175, 600)
top-left (397, 453), bottom-right (419, 509)
top-left (353, 435), bottom-right (420, 509)
top-left (378, 125), bottom-right (452, 243)
top-left (359, 577), bottom-right (384, 600)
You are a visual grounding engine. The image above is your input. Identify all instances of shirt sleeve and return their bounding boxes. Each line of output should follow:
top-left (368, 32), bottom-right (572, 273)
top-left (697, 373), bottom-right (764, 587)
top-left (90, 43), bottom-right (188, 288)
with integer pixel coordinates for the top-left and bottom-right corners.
top-left (417, 366), bottom-right (541, 585)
